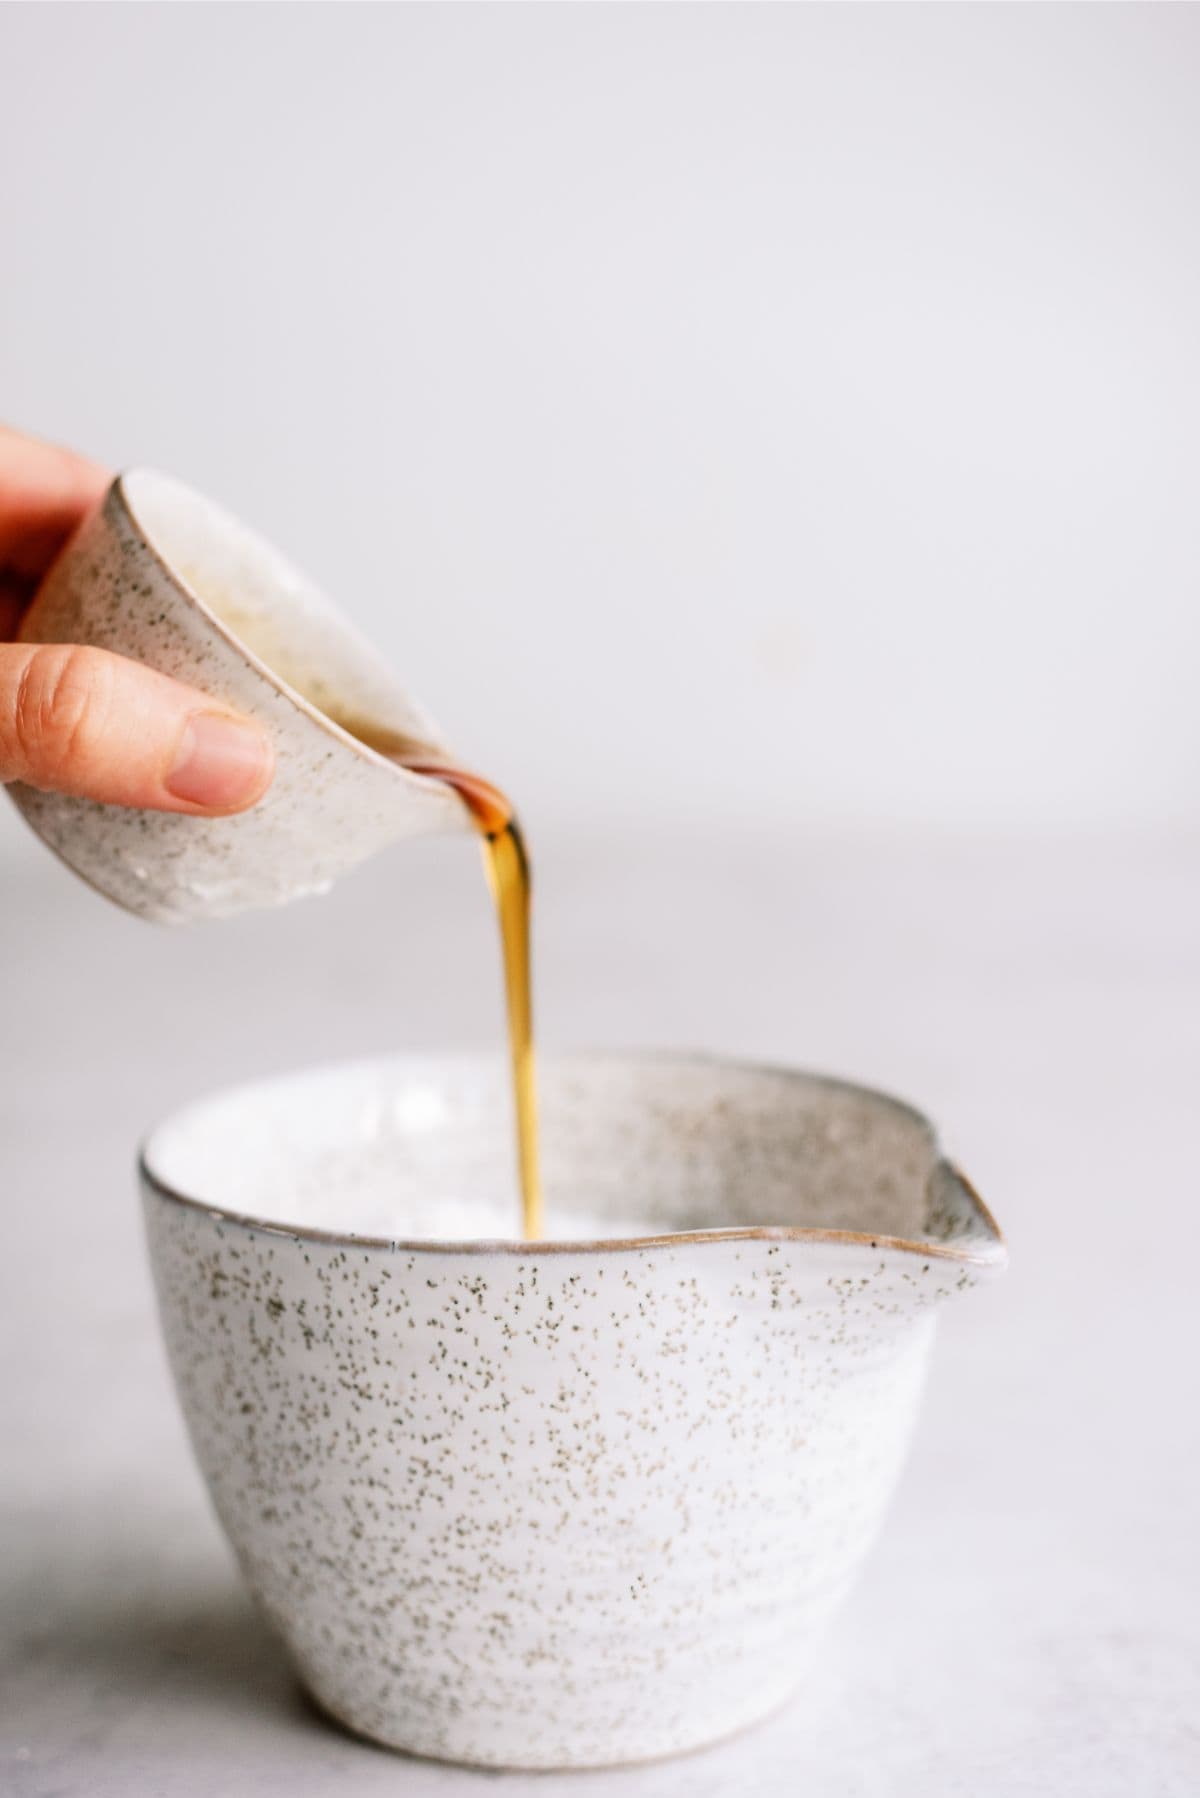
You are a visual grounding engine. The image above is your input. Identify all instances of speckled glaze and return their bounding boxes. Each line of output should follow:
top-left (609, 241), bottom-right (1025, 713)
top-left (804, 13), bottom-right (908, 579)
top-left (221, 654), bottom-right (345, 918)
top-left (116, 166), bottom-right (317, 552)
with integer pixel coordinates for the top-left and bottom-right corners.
top-left (141, 1053), bottom-right (1006, 1770)
top-left (10, 470), bottom-right (470, 922)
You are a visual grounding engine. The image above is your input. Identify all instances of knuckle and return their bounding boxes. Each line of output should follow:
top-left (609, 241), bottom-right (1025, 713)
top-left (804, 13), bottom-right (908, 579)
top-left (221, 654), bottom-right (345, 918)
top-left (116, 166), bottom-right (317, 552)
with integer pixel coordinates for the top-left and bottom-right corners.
top-left (11, 645), bottom-right (115, 783)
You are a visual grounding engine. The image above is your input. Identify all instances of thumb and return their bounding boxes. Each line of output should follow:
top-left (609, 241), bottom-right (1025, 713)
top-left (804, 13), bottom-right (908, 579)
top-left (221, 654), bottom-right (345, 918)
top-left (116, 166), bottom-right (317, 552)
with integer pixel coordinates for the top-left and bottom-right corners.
top-left (0, 643), bottom-right (274, 813)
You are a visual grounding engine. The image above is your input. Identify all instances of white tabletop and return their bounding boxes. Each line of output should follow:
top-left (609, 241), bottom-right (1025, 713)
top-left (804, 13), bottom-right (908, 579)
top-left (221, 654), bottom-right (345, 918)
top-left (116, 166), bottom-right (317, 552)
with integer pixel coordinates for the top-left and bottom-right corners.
top-left (2, 826), bottom-right (1196, 1797)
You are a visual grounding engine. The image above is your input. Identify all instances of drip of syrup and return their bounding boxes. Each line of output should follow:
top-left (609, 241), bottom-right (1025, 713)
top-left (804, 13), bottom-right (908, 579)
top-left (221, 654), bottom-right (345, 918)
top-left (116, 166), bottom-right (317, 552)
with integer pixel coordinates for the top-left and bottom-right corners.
top-left (311, 708), bottom-right (543, 1241)
top-left (403, 762), bottom-right (543, 1242)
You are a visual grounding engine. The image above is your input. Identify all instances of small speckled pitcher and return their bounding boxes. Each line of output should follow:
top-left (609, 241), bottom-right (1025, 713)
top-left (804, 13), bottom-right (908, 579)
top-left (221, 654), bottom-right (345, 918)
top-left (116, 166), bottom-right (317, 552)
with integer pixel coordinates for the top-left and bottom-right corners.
top-left (9, 470), bottom-right (473, 922)
top-left (141, 1052), bottom-right (1006, 1771)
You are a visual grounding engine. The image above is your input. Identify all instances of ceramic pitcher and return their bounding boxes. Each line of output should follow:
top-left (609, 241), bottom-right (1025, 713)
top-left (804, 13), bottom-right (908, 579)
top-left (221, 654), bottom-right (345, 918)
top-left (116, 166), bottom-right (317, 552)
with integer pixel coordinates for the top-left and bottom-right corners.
top-left (8, 469), bottom-right (475, 922)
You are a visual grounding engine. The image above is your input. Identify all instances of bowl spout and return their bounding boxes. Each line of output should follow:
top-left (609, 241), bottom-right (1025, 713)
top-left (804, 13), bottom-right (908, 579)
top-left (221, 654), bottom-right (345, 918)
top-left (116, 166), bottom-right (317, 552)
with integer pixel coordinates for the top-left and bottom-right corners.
top-left (913, 1158), bottom-right (1008, 1288)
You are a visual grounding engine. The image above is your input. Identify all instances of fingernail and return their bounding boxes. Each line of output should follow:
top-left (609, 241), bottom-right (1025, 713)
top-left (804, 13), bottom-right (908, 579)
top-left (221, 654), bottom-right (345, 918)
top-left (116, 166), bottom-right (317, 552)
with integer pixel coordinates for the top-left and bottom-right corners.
top-left (167, 713), bottom-right (273, 811)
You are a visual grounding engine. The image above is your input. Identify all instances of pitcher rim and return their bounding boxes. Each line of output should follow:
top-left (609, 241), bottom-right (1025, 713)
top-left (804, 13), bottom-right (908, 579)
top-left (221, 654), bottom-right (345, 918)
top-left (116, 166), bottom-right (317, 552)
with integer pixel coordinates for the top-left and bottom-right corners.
top-left (112, 469), bottom-right (456, 805)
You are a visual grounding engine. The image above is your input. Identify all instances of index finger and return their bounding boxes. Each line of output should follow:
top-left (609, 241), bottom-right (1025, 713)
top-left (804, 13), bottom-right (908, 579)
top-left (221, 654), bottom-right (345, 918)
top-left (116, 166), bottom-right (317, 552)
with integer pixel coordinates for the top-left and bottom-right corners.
top-left (0, 425), bottom-right (110, 637)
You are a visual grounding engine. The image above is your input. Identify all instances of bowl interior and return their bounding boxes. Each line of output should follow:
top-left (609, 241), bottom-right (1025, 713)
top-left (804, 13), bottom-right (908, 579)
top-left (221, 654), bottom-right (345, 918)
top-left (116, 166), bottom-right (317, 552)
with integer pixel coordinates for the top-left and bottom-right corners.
top-left (140, 1053), bottom-right (972, 1249)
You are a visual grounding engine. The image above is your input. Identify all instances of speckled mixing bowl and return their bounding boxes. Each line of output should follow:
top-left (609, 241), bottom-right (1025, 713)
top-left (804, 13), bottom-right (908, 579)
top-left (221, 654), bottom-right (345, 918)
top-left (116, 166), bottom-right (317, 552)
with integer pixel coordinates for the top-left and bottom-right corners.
top-left (141, 1052), bottom-right (1005, 1769)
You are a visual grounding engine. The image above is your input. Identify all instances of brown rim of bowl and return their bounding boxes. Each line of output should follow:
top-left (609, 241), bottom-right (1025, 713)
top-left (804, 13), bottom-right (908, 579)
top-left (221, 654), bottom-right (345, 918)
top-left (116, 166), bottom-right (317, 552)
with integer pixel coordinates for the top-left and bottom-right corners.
top-left (137, 1050), bottom-right (1007, 1269)
top-left (112, 471), bottom-right (465, 815)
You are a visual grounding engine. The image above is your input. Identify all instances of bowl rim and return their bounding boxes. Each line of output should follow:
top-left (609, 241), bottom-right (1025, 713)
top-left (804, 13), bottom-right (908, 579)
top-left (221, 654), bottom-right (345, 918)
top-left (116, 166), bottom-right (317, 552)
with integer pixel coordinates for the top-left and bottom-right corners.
top-left (138, 1050), bottom-right (1007, 1269)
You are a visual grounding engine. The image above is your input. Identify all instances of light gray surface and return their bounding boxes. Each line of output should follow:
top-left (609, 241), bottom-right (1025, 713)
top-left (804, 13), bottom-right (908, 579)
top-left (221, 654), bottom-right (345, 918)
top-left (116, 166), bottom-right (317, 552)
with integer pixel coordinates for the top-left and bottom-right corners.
top-left (2, 825), bottom-right (1197, 1796)
top-left (2, 4), bottom-right (1199, 839)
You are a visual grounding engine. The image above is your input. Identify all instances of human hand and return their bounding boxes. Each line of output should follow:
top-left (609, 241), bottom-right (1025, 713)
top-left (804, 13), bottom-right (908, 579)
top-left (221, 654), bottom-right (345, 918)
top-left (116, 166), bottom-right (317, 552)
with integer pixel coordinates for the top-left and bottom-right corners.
top-left (0, 425), bottom-right (273, 812)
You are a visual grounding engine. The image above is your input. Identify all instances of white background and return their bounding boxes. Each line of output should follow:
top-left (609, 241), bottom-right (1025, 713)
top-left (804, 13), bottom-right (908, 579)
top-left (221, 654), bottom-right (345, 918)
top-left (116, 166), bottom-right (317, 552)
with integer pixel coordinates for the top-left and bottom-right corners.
top-left (2, 10), bottom-right (1198, 1798)
top-left (1, 4), bottom-right (1197, 847)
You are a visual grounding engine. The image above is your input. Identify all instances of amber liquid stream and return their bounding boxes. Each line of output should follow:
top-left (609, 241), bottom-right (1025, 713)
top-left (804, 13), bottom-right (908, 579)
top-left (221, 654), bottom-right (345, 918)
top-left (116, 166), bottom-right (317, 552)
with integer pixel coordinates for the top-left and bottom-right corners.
top-left (326, 721), bottom-right (543, 1242)
top-left (406, 763), bottom-right (543, 1242)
